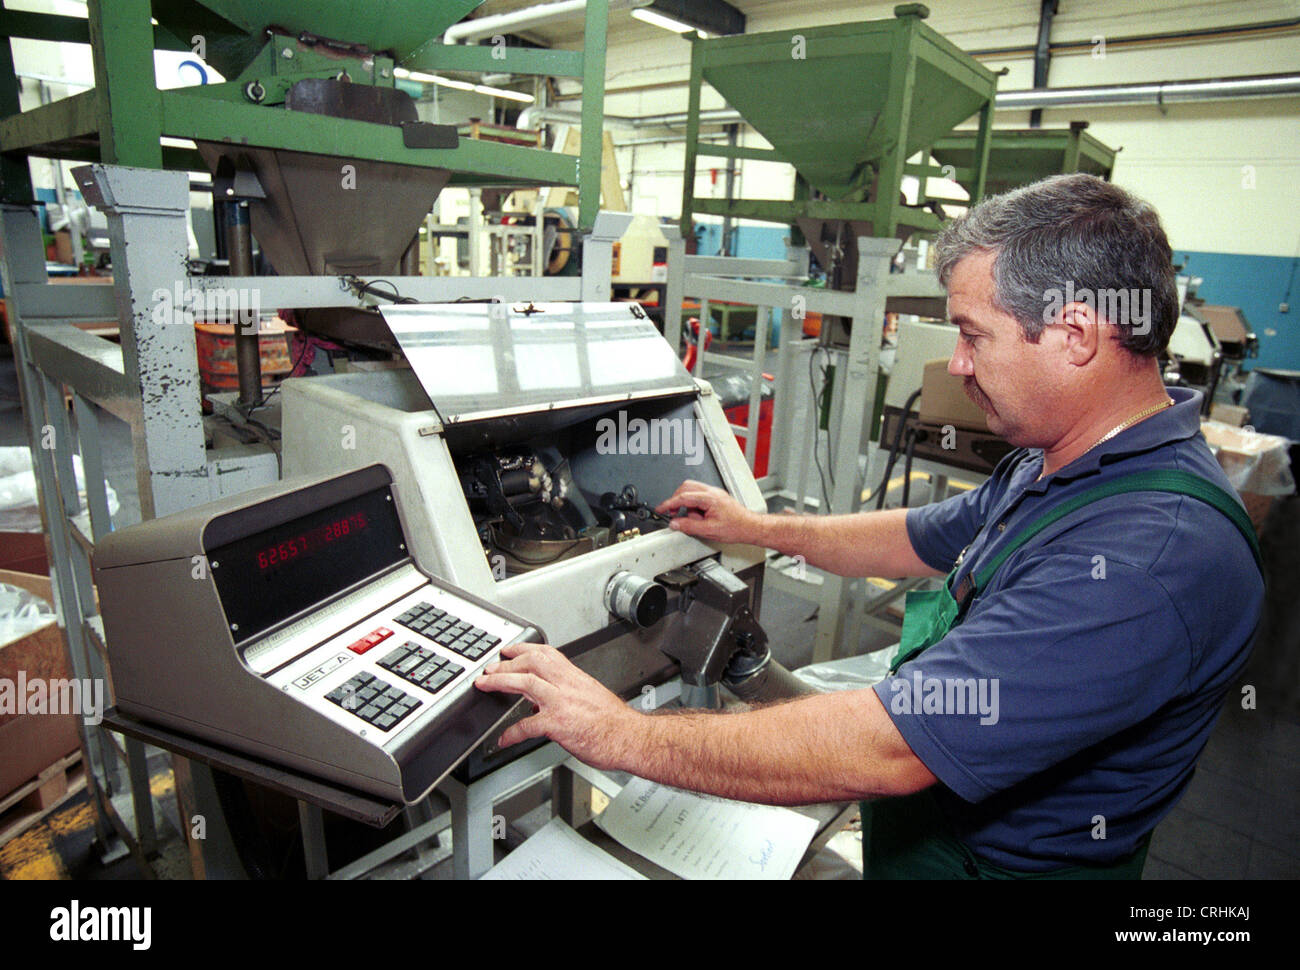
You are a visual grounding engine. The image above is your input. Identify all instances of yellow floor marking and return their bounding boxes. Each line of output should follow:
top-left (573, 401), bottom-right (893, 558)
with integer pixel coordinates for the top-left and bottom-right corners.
top-left (0, 818), bottom-right (69, 880)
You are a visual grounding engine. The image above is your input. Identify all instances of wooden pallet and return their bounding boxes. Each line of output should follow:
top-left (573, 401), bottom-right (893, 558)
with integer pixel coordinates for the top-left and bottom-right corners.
top-left (0, 751), bottom-right (86, 847)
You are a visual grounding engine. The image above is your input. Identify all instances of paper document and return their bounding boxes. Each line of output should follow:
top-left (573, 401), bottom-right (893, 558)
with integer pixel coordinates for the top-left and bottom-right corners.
top-left (481, 816), bottom-right (646, 880)
top-left (595, 777), bottom-right (819, 880)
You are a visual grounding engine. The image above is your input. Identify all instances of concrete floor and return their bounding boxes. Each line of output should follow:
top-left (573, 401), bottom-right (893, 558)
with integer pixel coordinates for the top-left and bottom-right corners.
top-left (2, 345), bottom-right (1297, 879)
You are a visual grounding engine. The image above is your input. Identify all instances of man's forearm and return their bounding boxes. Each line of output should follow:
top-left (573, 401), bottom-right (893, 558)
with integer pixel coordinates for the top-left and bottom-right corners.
top-left (606, 690), bottom-right (935, 806)
top-left (749, 507), bottom-right (940, 579)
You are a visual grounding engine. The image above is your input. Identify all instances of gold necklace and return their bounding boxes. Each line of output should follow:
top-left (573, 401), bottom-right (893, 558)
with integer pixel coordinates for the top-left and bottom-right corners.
top-left (1039, 397), bottom-right (1174, 480)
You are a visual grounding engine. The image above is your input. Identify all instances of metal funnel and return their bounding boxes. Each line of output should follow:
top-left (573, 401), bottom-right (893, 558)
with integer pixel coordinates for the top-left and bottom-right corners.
top-left (196, 80), bottom-right (449, 277)
top-left (196, 79), bottom-right (454, 349)
top-left (931, 125), bottom-right (1118, 198)
top-left (152, 0), bottom-right (485, 77)
top-left (697, 9), bottom-right (994, 199)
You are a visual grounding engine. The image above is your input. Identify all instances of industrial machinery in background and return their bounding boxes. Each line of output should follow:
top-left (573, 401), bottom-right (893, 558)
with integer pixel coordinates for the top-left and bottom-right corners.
top-left (1166, 274), bottom-right (1258, 414)
top-left (678, 4), bottom-right (997, 348)
top-left (666, 4), bottom-right (999, 663)
top-left (929, 120), bottom-right (1117, 198)
top-left (0, 0), bottom-right (655, 880)
top-left (878, 320), bottom-right (1016, 483)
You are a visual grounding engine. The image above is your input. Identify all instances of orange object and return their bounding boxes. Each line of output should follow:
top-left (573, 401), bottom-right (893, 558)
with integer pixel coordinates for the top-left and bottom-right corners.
top-left (725, 398), bottom-right (774, 478)
top-left (681, 316), bottom-right (713, 372)
top-left (195, 320), bottom-right (294, 393)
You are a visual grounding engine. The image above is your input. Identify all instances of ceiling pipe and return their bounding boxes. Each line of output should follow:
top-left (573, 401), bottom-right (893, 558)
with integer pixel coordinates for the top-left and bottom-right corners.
top-left (631, 107), bottom-right (743, 128)
top-left (995, 72), bottom-right (1300, 109)
top-left (626, 73), bottom-right (1300, 130)
top-left (444, 0), bottom-right (649, 44)
top-left (517, 106), bottom-right (637, 129)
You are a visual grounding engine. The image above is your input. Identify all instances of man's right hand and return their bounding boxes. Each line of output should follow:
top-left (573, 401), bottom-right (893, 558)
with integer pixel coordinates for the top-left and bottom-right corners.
top-left (655, 480), bottom-right (763, 545)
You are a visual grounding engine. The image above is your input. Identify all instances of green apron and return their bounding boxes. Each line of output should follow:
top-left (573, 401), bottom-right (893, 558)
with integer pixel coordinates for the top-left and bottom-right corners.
top-left (864, 469), bottom-right (1264, 880)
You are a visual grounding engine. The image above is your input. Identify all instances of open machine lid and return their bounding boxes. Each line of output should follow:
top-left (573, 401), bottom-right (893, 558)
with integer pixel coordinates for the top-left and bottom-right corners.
top-left (379, 302), bottom-right (697, 424)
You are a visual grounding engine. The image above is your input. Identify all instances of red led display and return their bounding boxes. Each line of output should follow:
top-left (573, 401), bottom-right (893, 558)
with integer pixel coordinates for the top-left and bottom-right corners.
top-left (256, 511), bottom-right (369, 570)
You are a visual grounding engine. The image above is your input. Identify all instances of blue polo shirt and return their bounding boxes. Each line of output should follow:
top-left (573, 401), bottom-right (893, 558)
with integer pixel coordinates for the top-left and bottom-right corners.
top-left (874, 387), bottom-right (1264, 871)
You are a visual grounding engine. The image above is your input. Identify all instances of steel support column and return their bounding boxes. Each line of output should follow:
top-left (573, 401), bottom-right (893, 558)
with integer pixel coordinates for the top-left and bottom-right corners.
top-left (86, 0), bottom-right (163, 167)
top-left (577, 0), bottom-right (609, 230)
top-left (812, 237), bottom-right (899, 662)
top-left (72, 164), bottom-right (209, 518)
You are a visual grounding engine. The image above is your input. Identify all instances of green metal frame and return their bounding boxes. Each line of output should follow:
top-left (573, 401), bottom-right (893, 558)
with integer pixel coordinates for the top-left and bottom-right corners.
top-left (680, 4), bottom-right (997, 240)
top-left (929, 122), bottom-right (1118, 198)
top-left (0, 0), bottom-right (611, 228)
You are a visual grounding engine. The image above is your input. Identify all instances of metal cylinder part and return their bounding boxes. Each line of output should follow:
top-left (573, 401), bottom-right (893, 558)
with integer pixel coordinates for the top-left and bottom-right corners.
top-left (679, 683), bottom-right (722, 710)
top-left (723, 648), bottom-right (821, 704)
top-left (604, 571), bottom-right (667, 629)
top-left (225, 202), bottom-right (262, 407)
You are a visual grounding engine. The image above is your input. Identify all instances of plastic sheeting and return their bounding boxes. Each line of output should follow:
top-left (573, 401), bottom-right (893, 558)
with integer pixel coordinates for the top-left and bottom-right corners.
top-left (794, 648), bottom-right (897, 692)
top-left (1201, 421), bottom-right (1296, 497)
top-left (0, 581), bottom-right (56, 650)
top-left (0, 446), bottom-right (119, 532)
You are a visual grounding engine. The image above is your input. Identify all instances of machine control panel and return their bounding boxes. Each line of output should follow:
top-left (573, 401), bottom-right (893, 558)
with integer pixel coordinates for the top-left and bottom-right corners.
top-left (94, 464), bottom-right (545, 805)
top-left (260, 573), bottom-right (528, 749)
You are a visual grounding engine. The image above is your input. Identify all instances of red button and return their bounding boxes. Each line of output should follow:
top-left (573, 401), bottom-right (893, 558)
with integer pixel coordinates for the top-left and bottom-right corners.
top-left (348, 628), bottom-right (394, 654)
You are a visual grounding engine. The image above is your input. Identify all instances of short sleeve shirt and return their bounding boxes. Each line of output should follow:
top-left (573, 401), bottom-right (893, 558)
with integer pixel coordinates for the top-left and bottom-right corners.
top-left (873, 387), bottom-right (1264, 871)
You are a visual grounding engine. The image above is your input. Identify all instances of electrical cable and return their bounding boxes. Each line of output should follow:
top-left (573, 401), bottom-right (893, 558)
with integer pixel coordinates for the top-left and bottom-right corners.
top-left (873, 388), bottom-right (923, 510)
top-left (821, 350), bottom-right (836, 492)
top-left (901, 428), bottom-right (917, 508)
top-left (809, 347), bottom-right (832, 513)
top-left (256, 333), bottom-right (314, 409)
top-left (343, 275), bottom-right (419, 305)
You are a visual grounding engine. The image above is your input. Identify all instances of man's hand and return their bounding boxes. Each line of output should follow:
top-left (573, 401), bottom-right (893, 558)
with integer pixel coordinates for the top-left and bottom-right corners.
top-left (655, 479), bottom-right (762, 545)
top-left (474, 642), bottom-right (638, 772)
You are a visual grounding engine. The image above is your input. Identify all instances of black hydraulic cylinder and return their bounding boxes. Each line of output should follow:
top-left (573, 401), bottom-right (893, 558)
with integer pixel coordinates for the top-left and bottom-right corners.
top-left (226, 202), bottom-right (261, 408)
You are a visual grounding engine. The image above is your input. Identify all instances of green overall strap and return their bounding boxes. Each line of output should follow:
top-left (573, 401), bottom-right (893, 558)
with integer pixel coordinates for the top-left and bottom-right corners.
top-left (957, 470), bottom-right (1263, 610)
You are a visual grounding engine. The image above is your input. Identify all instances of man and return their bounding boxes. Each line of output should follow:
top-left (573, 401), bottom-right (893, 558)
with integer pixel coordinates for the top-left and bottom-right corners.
top-left (475, 174), bottom-right (1264, 878)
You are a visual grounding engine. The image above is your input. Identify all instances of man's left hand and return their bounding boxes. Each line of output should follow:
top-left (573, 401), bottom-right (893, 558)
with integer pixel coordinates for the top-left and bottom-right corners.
top-left (474, 642), bottom-right (637, 771)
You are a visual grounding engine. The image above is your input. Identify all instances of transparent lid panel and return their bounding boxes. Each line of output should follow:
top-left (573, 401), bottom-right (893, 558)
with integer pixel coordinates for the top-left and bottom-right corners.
top-left (379, 302), bottom-right (696, 424)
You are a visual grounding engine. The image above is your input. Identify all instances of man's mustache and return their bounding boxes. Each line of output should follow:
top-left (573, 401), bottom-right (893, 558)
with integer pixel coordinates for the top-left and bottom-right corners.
top-left (964, 377), bottom-right (990, 410)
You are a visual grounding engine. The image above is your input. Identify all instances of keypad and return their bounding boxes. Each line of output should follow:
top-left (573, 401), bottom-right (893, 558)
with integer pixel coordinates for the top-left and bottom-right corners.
top-left (325, 671), bottom-right (419, 731)
top-left (395, 601), bottom-right (500, 661)
top-left (376, 640), bottom-right (465, 695)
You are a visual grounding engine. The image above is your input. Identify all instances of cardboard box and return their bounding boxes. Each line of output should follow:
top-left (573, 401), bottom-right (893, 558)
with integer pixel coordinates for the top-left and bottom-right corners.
top-left (53, 230), bottom-right (75, 266)
top-left (0, 533), bottom-right (49, 575)
top-left (1200, 421), bottom-right (1294, 533)
top-left (1210, 403), bottom-right (1249, 427)
top-left (0, 569), bottom-right (82, 803)
top-left (918, 358), bottom-right (989, 431)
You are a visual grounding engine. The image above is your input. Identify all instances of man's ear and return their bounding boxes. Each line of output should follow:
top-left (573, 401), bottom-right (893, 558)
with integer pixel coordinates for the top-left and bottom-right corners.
top-left (1058, 301), bottom-right (1101, 366)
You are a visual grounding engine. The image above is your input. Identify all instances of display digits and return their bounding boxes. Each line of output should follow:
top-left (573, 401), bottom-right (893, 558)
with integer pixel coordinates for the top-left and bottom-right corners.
top-left (256, 512), bottom-right (371, 571)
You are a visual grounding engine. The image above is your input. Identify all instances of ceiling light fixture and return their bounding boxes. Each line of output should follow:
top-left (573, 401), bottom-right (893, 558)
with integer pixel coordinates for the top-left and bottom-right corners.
top-left (394, 67), bottom-right (534, 103)
top-left (631, 7), bottom-right (712, 38)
